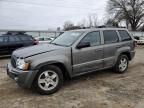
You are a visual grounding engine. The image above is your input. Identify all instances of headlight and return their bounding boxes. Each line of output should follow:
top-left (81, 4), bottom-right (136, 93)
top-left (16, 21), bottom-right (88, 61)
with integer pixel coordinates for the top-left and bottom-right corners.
top-left (16, 59), bottom-right (29, 70)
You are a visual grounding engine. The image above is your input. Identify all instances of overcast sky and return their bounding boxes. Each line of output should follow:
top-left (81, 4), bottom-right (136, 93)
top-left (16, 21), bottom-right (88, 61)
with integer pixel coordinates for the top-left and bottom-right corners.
top-left (0, 0), bottom-right (108, 30)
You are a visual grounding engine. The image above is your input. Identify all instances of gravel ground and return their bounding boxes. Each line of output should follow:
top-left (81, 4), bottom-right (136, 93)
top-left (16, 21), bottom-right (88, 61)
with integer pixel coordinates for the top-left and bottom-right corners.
top-left (0, 46), bottom-right (144, 108)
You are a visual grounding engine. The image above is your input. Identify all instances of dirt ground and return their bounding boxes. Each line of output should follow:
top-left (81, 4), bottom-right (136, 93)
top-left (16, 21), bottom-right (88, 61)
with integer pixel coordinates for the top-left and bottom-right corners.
top-left (0, 47), bottom-right (144, 108)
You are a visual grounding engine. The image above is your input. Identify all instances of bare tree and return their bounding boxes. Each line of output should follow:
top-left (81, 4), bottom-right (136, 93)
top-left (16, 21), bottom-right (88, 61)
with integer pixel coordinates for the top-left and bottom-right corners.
top-left (63, 21), bottom-right (74, 31)
top-left (107, 0), bottom-right (144, 31)
top-left (105, 18), bottom-right (119, 27)
top-left (77, 19), bottom-right (87, 28)
top-left (88, 15), bottom-right (93, 27)
top-left (93, 15), bottom-right (98, 27)
top-left (63, 21), bottom-right (82, 31)
top-left (87, 15), bottom-right (98, 28)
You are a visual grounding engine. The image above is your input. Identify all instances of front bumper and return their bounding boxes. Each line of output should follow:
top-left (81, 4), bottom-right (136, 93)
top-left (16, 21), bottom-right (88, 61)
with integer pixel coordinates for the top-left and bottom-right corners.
top-left (7, 63), bottom-right (38, 88)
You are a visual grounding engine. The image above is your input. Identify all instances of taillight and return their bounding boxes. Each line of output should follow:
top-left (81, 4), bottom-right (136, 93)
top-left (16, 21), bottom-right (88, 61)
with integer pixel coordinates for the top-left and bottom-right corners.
top-left (133, 40), bottom-right (137, 48)
top-left (33, 39), bottom-right (39, 45)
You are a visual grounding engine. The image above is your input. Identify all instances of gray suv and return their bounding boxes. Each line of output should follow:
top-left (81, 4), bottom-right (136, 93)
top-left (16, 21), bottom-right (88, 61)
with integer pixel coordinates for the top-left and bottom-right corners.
top-left (7, 28), bottom-right (136, 94)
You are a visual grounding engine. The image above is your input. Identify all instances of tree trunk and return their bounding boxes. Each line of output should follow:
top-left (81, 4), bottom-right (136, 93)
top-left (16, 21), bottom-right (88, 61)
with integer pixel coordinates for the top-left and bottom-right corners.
top-left (131, 24), bottom-right (137, 31)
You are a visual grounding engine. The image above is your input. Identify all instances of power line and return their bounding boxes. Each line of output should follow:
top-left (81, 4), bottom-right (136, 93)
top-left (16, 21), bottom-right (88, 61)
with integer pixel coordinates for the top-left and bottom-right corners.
top-left (1, 0), bottom-right (104, 11)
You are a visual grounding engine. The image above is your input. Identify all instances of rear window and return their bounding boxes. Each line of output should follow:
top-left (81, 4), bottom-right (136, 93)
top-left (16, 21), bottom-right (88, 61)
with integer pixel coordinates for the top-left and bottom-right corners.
top-left (118, 30), bottom-right (132, 41)
top-left (19, 35), bottom-right (33, 41)
top-left (103, 30), bottom-right (119, 44)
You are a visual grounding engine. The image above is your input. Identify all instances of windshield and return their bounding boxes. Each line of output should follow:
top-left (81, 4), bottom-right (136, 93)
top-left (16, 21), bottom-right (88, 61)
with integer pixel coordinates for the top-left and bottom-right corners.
top-left (51, 31), bottom-right (83, 46)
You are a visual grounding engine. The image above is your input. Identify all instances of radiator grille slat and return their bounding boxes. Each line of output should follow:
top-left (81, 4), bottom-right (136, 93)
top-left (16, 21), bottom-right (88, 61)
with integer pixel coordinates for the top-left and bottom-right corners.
top-left (11, 56), bottom-right (17, 68)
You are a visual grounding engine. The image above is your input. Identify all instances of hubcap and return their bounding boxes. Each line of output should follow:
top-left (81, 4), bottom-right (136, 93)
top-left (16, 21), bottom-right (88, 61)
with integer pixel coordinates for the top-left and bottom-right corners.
top-left (38, 70), bottom-right (59, 91)
top-left (119, 57), bottom-right (128, 72)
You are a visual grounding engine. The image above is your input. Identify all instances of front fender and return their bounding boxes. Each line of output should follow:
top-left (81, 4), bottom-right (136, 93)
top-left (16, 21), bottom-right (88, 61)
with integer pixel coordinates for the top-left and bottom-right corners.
top-left (34, 61), bottom-right (63, 70)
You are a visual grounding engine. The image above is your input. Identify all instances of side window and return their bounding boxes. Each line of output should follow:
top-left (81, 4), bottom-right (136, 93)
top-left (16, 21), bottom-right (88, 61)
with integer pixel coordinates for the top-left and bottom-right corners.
top-left (118, 30), bottom-right (132, 41)
top-left (15, 36), bottom-right (20, 41)
top-left (103, 30), bottom-right (119, 44)
top-left (27, 36), bottom-right (33, 41)
top-left (0, 36), bottom-right (8, 42)
top-left (80, 31), bottom-right (101, 47)
top-left (20, 36), bottom-right (32, 41)
top-left (4, 36), bottom-right (8, 42)
top-left (0, 37), bottom-right (4, 42)
top-left (9, 36), bottom-right (16, 42)
top-left (9, 36), bottom-right (20, 42)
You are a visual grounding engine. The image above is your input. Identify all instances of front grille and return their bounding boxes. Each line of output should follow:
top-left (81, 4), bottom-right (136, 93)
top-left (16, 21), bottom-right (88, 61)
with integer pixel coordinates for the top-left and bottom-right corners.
top-left (11, 55), bottom-right (17, 68)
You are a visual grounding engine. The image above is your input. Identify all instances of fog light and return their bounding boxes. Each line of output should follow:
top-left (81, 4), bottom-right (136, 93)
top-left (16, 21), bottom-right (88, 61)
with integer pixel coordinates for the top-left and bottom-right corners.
top-left (14, 77), bottom-right (18, 81)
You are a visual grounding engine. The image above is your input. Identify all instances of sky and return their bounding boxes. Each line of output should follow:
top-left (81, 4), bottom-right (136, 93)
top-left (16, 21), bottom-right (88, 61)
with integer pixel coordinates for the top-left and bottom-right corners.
top-left (0, 0), bottom-right (108, 30)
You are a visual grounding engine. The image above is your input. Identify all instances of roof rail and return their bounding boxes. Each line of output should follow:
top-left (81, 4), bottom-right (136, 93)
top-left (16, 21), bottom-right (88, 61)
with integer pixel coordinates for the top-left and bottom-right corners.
top-left (97, 25), bottom-right (127, 28)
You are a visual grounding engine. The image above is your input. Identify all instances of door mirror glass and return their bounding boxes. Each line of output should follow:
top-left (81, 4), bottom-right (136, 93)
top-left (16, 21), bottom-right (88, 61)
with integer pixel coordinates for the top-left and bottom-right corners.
top-left (77, 42), bottom-right (90, 49)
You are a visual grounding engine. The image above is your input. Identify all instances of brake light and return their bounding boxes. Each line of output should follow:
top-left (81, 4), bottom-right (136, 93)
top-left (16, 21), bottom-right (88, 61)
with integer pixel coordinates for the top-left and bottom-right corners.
top-left (133, 40), bottom-right (137, 48)
top-left (34, 39), bottom-right (39, 45)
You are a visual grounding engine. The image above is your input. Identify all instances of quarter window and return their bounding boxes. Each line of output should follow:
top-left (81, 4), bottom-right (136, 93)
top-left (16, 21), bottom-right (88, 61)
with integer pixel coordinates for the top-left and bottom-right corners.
top-left (9, 36), bottom-right (20, 42)
top-left (20, 36), bottom-right (33, 41)
top-left (118, 30), bottom-right (132, 41)
top-left (0, 37), bottom-right (4, 42)
top-left (103, 30), bottom-right (119, 44)
top-left (0, 36), bottom-right (8, 42)
top-left (80, 31), bottom-right (101, 47)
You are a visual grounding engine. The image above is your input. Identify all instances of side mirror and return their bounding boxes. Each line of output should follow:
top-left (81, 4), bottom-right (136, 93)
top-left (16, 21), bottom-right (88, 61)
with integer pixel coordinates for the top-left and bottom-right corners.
top-left (76, 42), bottom-right (90, 49)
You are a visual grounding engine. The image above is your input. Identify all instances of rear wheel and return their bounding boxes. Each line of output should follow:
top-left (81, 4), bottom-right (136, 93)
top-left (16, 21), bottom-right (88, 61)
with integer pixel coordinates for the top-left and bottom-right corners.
top-left (34, 65), bottom-right (63, 95)
top-left (114, 55), bottom-right (129, 73)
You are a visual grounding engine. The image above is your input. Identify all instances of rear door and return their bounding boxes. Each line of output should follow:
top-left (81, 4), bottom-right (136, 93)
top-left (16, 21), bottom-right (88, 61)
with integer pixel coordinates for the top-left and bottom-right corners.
top-left (103, 30), bottom-right (120, 68)
top-left (8, 35), bottom-right (23, 53)
top-left (73, 31), bottom-right (104, 74)
top-left (0, 36), bottom-right (9, 55)
top-left (19, 35), bottom-right (34, 46)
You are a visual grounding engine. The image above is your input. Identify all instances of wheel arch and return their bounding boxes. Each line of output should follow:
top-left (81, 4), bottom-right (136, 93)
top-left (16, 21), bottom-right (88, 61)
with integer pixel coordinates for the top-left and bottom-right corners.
top-left (114, 50), bottom-right (131, 66)
top-left (120, 52), bottom-right (131, 60)
top-left (34, 61), bottom-right (71, 79)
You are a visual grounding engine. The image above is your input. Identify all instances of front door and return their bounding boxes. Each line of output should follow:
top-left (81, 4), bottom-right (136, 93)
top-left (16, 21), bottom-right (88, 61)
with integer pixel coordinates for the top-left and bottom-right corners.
top-left (72, 31), bottom-right (103, 74)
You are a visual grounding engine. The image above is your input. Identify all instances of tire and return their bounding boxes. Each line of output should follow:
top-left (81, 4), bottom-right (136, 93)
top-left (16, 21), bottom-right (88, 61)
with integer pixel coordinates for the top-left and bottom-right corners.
top-left (34, 65), bottom-right (63, 95)
top-left (113, 55), bottom-right (129, 73)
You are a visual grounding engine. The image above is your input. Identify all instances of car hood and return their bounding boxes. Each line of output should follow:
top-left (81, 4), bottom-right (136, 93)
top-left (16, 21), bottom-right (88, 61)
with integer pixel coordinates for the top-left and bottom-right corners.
top-left (13, 44), bottom-right (64, 58)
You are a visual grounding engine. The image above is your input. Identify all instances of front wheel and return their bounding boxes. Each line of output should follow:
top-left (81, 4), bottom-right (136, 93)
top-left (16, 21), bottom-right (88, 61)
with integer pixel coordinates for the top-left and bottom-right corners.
top-left (114, 55), bottom-right (129, 73)
top-left (34, 65), bottom-right (63, 95)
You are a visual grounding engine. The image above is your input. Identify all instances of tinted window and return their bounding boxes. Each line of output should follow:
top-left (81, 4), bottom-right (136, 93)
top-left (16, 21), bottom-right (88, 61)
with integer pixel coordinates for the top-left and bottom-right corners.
top-left (9, 36), bottom-right (20, 42)
top-left (103, 30), bottom-right (119, 44)
top-left (118, 30), bottom-right (132, 41)
top-left (0, 37), bottom-right (4, 42)
top-left (80, 31), bottom-right (101, 47)
top-left (4, 36), bottom-right (8, 42)
top-left (0, 36), bottom-right (8, 42)
top-left (20, 35), bottom-right (33, 41)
